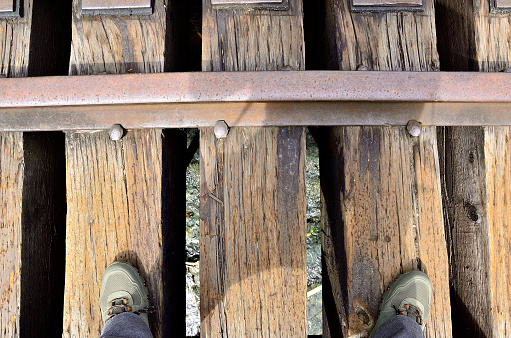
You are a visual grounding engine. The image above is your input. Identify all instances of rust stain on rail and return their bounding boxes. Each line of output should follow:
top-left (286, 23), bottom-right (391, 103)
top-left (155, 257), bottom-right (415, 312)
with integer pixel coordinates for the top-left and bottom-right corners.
top-left (0, 71), bottom-right (509, 130)
top-left (0, 71), bottom-right (510, 108)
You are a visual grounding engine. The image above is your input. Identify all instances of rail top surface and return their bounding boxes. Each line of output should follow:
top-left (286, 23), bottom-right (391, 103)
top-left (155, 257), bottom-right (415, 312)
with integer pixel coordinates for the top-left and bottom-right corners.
top-left (4, 71), bottom-right (511, 106)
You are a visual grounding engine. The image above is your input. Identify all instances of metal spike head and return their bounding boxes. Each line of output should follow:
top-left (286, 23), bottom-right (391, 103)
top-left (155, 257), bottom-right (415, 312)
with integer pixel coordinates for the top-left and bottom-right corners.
top-left (214, 120), bottom-right (229, 139)
top-left (406, 120), bottom-right (422, 137)
top-left (109, 124), bottom-right (125, 141)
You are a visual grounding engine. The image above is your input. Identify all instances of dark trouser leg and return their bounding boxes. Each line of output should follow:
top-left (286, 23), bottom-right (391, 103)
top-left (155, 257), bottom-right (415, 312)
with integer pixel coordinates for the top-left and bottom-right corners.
top-left (100, 313), bottom-right (154, 338)
top-left (371, 315), bottom-right (423, 338)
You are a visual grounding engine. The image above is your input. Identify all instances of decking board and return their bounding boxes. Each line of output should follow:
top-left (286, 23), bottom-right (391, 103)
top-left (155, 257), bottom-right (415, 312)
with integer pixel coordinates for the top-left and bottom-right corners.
top-left (0, 133), bottom-right (23, 337)
top-left (0, 1), bottom-right (30, 327)
top-left (63, 130), bottom-right (166, 336)
top-left (200, 0), bottom-right (307, 336)
top-left (320, 0), bottom-right (452, 336)
top-left (63, 0), bottom-right (186, 336)
top-left (435, 0), bottom-right (511, 335)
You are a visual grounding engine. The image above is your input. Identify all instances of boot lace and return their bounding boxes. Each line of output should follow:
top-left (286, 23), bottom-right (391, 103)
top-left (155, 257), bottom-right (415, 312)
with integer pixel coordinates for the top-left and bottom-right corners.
top-left (393, 304), bottom-right (423, 325)
top-left (106, 297), bottom-right (156, 320)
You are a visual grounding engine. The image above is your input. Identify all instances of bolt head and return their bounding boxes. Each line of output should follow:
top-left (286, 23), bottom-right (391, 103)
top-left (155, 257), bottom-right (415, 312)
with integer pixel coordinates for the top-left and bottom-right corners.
top-left (109, 124), bottom-right (125, 141)
top-left (214, 120), bottom-right (229, 139)
top-left (406, 120), bottom-right (422, 137)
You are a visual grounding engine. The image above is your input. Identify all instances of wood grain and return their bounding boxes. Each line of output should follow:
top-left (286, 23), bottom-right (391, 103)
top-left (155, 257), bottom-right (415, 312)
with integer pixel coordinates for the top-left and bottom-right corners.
top-left (63, 0), bottom-right (186, 336)
top-left (200, 0), bottom-right (307, 336)
top-left (435, 1), bottom-right (511, 336)
top-left (474, 0), bottom-right (511, 72)
top-left (325, 0), bottom-right (439, 71)
top-left (63, 130), bottom-right (166, 337)
top-left (321, 0), bottom-right (451, 337)
top-left (436, 0), bottom-right (511, 72)
top-left (1, 0), bottom-right (69, 335)
top-left (438, 127), bottom-right (511, 337)
top-left (319, 127), bottom-right (451, 337)
top-left (69, 0), bottom-right (166, 75)
top-left (484, 127), bottom-right (511, 336)
top-left (0, 1), bottom-right (30, 334)
top-left (202, 0), bottom-right (305, 72)
top-left (0, 0), bottom-right (31, 77)
top-left (439, 127), bottom-right (492, 336)
top-left (0, 133), bottom-right (23, 337)
top-left (200, 128), bottom-right (307, 337)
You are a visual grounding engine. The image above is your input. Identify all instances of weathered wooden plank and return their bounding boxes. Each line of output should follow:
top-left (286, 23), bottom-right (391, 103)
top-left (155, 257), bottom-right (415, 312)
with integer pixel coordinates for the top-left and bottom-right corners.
top-left (436, 0), bottom-right (511, 72)
top-left (200, 0), bottom-right (307, 336)
top-left (64, 130), bottom-right (164, 336)
top-left (0, 1), bottom-right (30, 333)
top-left (69, 0), bottom-right (166, 75)
top-left (0, 0), bottom-right (69, 336)
top-left (320, 0), bottom-right (451, 336)
top-left (483, 126), bottom-right (511, 336)
top-left (325, 0), bottom-right (439, 71)
top-left (318, 126), bottom-right (451, 338)
top-left (0, 0), bottom-right (30, 78)
top-left (474, 0), bottom-right (511, 72)
top-left (438, 126), bottom-right (511, 337)
top-left (437, 127), bottom-right (492, 337)
top-left (63, 0), bottom-right (186, 336)
top-left (200, 127), bottom-right (307, 336)
top-left (0, 132), bottom-right (23, 337)
top-left (435, 1), bottom-right (511, 336)
top-left (202, 0), bottom-right (305, 72)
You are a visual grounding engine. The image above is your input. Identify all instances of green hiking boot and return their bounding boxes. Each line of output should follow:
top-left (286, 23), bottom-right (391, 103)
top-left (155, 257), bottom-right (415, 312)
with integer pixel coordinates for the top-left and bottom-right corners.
top-left (99, 262), bottom-right (154, 327)
top-left (369, 270), bottom-right (432, 337)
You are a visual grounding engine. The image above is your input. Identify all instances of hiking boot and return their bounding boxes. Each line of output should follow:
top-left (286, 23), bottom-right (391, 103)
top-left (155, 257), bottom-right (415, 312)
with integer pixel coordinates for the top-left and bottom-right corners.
top-left (369, 270), bottom-right (432, 337)
top-left (99, 262), bottom-right (154, 327)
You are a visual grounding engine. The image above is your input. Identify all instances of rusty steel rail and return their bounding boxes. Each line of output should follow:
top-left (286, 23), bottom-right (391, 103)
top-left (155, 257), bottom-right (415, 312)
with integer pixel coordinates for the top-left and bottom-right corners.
top-left (1, 71), bottom-right (510, 131)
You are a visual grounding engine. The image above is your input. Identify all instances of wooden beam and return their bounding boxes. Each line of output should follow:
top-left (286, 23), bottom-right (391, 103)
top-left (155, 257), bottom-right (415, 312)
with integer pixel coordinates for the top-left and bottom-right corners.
top-left (200, 0), bottom-right (307, 336)
top-left (0, 0), bottom-right (69, 336)
top-left (0, 0), bottom-right (30, 332)
top-left (319, 0), bottom-right (452, 337)
top-left (324, 0), bottom-right (439, 71)
top-left (0, 132), bottom-right (23, 336)
top-left (62, 0), bottom-right (186, 336)
top-left (436, 0), bottom-right (511, 336)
